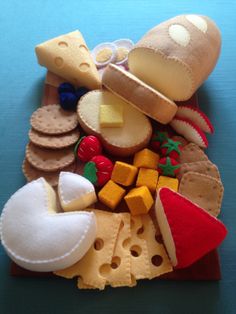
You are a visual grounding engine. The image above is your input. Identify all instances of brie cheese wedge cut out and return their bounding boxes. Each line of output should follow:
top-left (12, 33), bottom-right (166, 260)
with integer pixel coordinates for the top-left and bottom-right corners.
top-left (0, 178), bottom-right (96, 272)
top-left (58, 172), bottom-right (97, 212)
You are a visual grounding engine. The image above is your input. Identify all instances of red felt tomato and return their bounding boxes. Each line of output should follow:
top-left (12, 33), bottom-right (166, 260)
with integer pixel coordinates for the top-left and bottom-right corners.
top-left (76, 135), bottom-right (102, 162)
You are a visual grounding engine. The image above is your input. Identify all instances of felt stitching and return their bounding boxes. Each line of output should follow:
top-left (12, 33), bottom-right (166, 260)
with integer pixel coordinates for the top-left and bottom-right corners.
top-left (59, 172), bottom-right (94, 204)
top-left (77, 91), bottom-right (152, 148)
top-left (0, 178), bottom-right (95, 264)
top-left (130, 47), bottom-right (194, 101)
top-left (179, 172), bottom-right (223, 216)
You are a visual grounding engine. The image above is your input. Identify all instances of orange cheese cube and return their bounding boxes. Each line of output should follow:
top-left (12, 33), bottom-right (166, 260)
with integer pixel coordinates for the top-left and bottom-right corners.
top-left (98, 180), bottom-right (126, 210)
top-left (136, 168), bottom-right (159, 193)
top-left (111, 161), bottom-right (138, 186)
top-left (124, 186), bottom-right (154, 215)
top-left (156, 176), bottom-right (179, 192)
top-left (133, 148), bottom-right (160, 169)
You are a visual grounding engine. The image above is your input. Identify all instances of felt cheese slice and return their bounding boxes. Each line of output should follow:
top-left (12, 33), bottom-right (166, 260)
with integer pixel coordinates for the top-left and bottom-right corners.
top-left (77, 90), bottom-right (152, 156)
top-left (128, 15), bottom-right (221, 101)
top-left (0, 178), bottom-right (96, 272)
top-left (35, 31), bottom-right (101, 90)
top-left (58, 172), bottom-right (97, 212)
top-left (102, 64), bottom-right (177, 124)
top-left (155, 188), bottom-right (227, 268)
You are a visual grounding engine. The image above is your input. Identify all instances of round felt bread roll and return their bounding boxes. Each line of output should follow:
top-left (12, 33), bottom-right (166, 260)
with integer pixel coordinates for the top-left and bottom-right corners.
top-left (128, 15), bottom-right (221, 101)
top-left (77, 90), bottom-right (152, 156)
top-left (0, 178), bottom-right (96, 272)
top-left (102, 64), bottom-right (177, 124)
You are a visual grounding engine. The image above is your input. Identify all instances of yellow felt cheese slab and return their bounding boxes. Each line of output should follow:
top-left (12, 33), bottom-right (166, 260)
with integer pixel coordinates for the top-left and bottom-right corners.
top-left (140, 215), bottom-right (173, 279)
top-left (35, 31), bottom-right (101, 90)
top-left (136, 168), bottom-right (159, 193)
top-left (54, 210), bottom-right (121, 290)
top-left (99, 103), bottom-right (124, 128)
top-left (156, 176), bottom-right (179, 192)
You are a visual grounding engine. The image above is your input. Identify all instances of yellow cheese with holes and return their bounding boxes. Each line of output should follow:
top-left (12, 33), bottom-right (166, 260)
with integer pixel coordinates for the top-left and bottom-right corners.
top-left (35, 30), bottom-right (101, 90)
top-left (100, 103), bottom-right (124, 128)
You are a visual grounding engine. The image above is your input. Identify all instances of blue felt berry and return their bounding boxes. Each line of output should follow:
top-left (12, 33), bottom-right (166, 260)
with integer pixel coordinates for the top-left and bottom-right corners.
top-left (58, 82), bottom-right (75, 94)
top-left (75, 87), bottom-right (89, 100)
top-left (59, 92), bottom-right (78, 111)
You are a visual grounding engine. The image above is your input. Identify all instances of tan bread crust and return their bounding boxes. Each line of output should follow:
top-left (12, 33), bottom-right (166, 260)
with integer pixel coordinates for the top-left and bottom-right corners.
top-left (128, 15), bottom-right (221, 101)
top-left (102, 64), bottom-right (177, 124)
top-left (77, 90), bottom-right (152, 157)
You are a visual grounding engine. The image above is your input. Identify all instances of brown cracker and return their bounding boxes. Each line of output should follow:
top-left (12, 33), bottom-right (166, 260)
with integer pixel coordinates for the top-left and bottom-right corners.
top-left (22, 158), bottom-right (76, 187)
top-left (30, 104), bottom-right (78, 135)
top-left (177, 161), bottom-right (221, 181)
top-left (179, 143), bottom-right (209, 163)
top-left (29, 128), bottom-right (80, 149)
top-left (26, 142), bottom-right (75, 172)
top-left (55, 210), bottom-right (122, 290)
top-left (179, 171), bottom-right (224, 217)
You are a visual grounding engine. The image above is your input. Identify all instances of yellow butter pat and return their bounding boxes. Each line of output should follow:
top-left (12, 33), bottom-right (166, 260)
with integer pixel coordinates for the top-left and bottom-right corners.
top-left (100, 103), bottom-right (124, 128)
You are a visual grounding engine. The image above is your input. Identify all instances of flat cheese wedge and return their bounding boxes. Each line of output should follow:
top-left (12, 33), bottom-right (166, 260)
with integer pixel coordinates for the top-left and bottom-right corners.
top-left (0, 178), bottom-right (96, 272)
top-left (35, 30), bottom-right (101, 90)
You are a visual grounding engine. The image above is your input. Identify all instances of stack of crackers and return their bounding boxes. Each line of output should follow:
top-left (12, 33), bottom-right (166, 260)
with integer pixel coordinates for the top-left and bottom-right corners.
top-left (23, 104), bottom-right (80, 187)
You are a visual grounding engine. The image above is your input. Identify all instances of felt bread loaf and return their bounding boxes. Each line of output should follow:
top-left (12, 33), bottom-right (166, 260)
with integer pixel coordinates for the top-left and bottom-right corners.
top-left (77, 90), bottom-right (152, 156)
top-left (102, 64), bottom-right (177, 124)
top-left (128, 15), bottom-right (221, 101)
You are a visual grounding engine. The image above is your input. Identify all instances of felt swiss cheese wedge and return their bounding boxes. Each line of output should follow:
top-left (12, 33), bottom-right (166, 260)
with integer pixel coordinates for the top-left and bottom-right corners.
top-left (58, 172), bottom-right (97, 212)
top-left (35, 31), bottom-right (101, 90)
top-left (77, 90), bottom-right (152, 156)
top-left (155, 188), bottom-right (227, 268)
top-left (0, 178), bottom-right (96, 272)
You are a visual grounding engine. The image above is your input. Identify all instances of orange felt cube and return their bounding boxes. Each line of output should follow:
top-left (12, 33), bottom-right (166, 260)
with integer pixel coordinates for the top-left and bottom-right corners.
top-left (111, 161), bottom-right (138, 186)
top-left (156, 176), bottom-right (179, 192)
top-left (136, 168), bottom-right (159, 193)
top-left (98, 180), bottom-right (126, 210)
top-left (133, 148), bottom-right (160, 169)
top-left (124, 186), bottom-right (154, 215)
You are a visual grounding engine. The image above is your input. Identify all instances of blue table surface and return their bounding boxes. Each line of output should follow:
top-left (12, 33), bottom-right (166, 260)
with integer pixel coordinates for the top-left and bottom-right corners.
top-left (0, 1), bottom-right (236, 313)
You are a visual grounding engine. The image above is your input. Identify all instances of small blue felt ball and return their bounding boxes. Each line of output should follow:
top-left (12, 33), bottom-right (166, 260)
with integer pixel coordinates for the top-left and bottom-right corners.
top-left (75, 87), bottom-right (89, 100)
top-left (58, 82), bottom-right (76, 94)
top-left (59, 92), bottom-right (78, 111)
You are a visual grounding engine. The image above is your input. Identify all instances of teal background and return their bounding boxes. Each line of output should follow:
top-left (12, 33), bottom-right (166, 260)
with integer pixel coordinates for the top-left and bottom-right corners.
top-left (0, 1), bottom-right (236, 313)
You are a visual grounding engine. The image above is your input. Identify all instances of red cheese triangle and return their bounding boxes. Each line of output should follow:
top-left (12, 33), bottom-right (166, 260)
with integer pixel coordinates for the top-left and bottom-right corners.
top-left (156, 188), bottom-right (227, 269)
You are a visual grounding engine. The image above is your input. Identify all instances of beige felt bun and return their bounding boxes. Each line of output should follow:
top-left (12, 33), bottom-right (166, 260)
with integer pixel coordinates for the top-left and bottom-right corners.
top-left (128, 15), bottom-right (221, 101)
top-left (35, 31), bottom-right (101, 90)
top-left (77, 90), bottom-right (152, 156)
top-left (102, 64), bottom-right (177, 124)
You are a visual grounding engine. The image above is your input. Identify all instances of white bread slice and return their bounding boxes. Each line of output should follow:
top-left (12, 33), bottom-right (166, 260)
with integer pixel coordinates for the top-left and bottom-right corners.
top-left (77, 90), bottom-right (152, 156)
top-left (0, 178), bottom-right (96, 272)
top-left (102, 64), bottom-right (177, 124)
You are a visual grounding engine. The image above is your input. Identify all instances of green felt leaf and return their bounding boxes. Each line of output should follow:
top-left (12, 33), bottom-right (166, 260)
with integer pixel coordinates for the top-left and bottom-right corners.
top-left (73, 136), bottom-right (85, 158)
top-left (161, 139), bottom-right (181, 155)
top-left (158, 157), bottom-right (180, 177)
top-left (152, 131), bottom-right (169, 143)
top-left (83, 161), bottom-right (97, 184)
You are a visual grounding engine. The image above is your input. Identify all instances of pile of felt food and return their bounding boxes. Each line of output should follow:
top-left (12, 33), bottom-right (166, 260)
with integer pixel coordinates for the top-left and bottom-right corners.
top-left (0, 14), bottom-right (227, 290)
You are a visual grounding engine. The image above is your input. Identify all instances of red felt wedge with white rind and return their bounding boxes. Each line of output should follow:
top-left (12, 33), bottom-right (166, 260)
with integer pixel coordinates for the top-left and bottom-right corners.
top-left (170, 117), bottom-right (208, 148)
top-left (176, 106), bottom-right (214, 134)
top-left (155, 188), bottom-right (227, 269)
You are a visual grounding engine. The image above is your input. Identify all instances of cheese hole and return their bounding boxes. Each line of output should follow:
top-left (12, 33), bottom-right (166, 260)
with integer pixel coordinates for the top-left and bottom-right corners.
top-left (55, 57), bottom-right (64, 67)
top-left (130, 245), bottom-right (142, 257)
top-left (58, 41), bottom-right (68, 48)
top-left (137, 226), bottom-right (144, 235)
top-left (119, 220), bottom-right (125, 230)
top-left (79, 62), bottom-right (90, 72)
top-left (151, 255), bottom-right (163, 267)
top-left (94, 238), bottom-right (104, 250)
top-left (99, 263), bottom-right (111, 276)
top-left (79, 44), bottom-right (88, 52)
top-left (111, 256), bottom-right (121, 269)
top-left (122, 238), bottom-right (131, 249)
top-left (155, 233), bottom-right (163, 244)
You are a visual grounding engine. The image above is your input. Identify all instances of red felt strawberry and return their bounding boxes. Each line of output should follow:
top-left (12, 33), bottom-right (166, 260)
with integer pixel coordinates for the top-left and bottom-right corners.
top-left (158, 157), bottom-right (180, 177)
top-left (74, 135), bottom-right (102, 162)
top-left (155, 188), bottom-right (227, 268)
top-left (83, 155), bottom-right (113, 186)
top-left (150, 130), bottom-right (169, 151)
top-left (160, 138), bottom-right (182, 160)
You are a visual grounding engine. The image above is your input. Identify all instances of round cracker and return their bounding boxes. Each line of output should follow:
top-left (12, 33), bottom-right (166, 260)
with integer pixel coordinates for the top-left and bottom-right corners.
top-left (29, 128), bottom-right (80, 149)
top-left (30, 104), bottom-right (78, 135)
top-left (22, 159), bottom-right (76, 187)
top-left (26, 142), bottom-right (75, 172)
